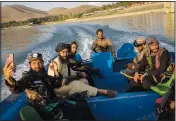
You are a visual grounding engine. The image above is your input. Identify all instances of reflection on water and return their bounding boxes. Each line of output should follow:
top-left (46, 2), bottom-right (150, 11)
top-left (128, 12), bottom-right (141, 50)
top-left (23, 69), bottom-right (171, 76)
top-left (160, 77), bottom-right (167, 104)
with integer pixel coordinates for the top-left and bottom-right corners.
top-left (1, 27), bottom-right (39, 51)
top-left (164, 13), bottom-right (174, 41)
top-left (86, 12), bottom-right (174, 42)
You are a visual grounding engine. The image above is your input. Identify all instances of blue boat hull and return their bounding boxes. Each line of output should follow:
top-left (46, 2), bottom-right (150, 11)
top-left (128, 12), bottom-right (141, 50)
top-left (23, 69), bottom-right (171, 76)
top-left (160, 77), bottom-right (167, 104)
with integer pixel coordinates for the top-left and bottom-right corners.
top-left (87, 92), bottom-right (159, 120)
top-left (1, 43), bottom-right (175, 120)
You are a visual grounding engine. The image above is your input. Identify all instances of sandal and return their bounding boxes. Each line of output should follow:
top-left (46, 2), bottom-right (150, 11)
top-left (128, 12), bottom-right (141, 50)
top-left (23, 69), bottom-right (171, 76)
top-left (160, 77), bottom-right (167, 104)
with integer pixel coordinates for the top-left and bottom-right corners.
top-left (105, 90), bottom-right (117, 98)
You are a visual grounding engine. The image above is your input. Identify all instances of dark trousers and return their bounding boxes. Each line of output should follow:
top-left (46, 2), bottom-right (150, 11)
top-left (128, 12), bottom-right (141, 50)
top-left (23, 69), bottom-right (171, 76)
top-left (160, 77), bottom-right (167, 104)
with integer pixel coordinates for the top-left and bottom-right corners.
top-left (142, 75), bottom-right (160, 90)
top-left (127, 75), bottom-right (159, 92)
top-left (59, 99), bottom-right (95, 120)
top-left (29, 99), bottom-right (95, 120)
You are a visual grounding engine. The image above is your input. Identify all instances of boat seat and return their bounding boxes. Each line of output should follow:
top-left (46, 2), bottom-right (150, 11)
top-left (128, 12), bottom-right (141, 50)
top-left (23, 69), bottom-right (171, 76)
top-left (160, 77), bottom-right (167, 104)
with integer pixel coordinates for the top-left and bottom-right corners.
top-left (92, 52), bottom-right (114, 73)
top-left (20, 106), bottom-right (43, 120)
top-left (150, 74), bottom-right (174, 96)
top-left (117, 43), bottom-right (136, 59)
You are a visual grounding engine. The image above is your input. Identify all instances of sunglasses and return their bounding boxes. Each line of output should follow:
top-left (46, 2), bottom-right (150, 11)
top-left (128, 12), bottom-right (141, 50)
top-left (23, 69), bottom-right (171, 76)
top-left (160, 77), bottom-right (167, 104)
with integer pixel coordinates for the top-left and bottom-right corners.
top-left (135, 44), bottom-right (143, 47)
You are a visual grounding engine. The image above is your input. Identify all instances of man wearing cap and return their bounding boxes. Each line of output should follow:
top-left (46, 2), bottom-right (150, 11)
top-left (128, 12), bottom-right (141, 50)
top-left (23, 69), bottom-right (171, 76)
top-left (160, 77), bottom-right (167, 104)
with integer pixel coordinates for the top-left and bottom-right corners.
top-left (48, 42), bottom-right (117, 97)
top-left (133, 37), bottom-right (172, 90)
top-left (121, 36), bottom-right (147, 79)
top-left (3, 53), bottom-right (65, 120)
top-left (91, 29), bottom-right (116, 57)
top-left (3, 52), bottom-right (117, 120)
top-left (130, 36), bottom-right (146, 69)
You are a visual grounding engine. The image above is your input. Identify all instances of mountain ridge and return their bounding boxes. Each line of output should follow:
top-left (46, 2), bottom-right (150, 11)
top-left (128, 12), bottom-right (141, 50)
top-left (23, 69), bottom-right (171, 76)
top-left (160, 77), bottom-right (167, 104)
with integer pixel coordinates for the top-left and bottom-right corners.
top-left (2, 4), bottom-right (96, 22)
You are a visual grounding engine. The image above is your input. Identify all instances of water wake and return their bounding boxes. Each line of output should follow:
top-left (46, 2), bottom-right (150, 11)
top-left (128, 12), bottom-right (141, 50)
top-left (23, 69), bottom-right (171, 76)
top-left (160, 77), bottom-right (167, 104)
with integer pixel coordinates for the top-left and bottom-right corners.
top-left (1, 23), bottom-right (174, 101)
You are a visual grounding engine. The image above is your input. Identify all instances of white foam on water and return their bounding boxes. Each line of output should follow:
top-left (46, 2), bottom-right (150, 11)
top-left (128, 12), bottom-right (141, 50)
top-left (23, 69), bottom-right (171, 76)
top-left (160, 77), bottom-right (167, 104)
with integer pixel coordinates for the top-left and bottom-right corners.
top-left (1, 23), bottom-right (174, 101)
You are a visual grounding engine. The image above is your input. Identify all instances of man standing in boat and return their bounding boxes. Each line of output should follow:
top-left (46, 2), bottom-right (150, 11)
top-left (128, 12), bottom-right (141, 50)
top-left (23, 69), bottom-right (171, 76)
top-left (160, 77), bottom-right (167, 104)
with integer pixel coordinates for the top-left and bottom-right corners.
top-left (133, 37), bottom-right (173, 90)
top-left (91, 29), bottom-right (116, 57)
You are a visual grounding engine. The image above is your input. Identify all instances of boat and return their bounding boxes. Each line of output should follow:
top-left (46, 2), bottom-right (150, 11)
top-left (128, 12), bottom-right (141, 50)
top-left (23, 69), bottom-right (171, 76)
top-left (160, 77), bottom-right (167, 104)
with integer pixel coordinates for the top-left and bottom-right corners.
top-left (0, 43), bottom-right (175, 120)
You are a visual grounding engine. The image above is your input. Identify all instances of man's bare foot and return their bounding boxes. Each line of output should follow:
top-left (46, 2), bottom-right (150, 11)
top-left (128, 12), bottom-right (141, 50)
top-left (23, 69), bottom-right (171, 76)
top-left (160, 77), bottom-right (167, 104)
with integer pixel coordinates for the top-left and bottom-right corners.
top-left (105, 90), bottom-right (117, 98)
top-left (97, 89), bottom-right (117, 98)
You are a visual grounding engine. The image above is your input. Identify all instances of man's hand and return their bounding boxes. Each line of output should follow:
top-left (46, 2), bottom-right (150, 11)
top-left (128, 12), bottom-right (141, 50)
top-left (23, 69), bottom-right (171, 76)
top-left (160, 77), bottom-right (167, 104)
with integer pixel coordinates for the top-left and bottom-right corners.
top-left (49, 61), bottom-right (59, 77)
top-left (134, 72), bottom-right (139, 83)
top-left (112, 53), bottom-right (116, 58)
top-left (95, 47), bottom-right (102, 52)
top-left (3, 61), bottom-right (15, 85)
top-left (49, 61), bottom-right (58, 71)
top-left (25, 89), bottom-right (41, 101)
top-left (133, 58), bottom-right (137, 64)
top-left (139, 74), bottom-right (145, 83)
top-left (81, 72), bottom-right (87, 78)
top-left (62, 80), bottom-right (65, 86)
top-left (132, 65), bottom-right (135, 69)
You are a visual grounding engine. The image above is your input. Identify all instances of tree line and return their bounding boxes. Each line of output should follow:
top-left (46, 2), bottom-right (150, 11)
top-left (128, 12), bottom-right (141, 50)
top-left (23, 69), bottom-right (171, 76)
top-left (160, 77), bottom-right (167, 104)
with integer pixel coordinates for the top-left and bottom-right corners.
top-left (1, 13), bottom-right (83, 28)
top-left (1, 2), bottom-right (150, 28)
top-left (85, 2), bottom-right (135, 13)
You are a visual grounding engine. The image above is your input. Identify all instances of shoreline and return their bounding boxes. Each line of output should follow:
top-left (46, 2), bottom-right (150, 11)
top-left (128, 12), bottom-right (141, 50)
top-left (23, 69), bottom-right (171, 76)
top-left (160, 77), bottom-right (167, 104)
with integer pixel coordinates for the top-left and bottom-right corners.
top-left (74, 8), bottom-right (165, 23)
top-left (74, 2), bottom-right (165, 23)
top-left (2, 2), bottom-right (173, 29)
top-left (41, 2), bottom-right (167, 25)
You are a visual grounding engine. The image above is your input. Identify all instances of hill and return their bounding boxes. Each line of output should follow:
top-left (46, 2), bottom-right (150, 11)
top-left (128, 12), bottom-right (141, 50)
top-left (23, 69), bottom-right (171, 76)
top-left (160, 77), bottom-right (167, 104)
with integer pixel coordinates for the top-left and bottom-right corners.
top-left (47, 5), bottom-right (96, 15)
top-left (47, 7), bottom-right (68, 15)
top-left (2, 5), bottom-right (49, 23)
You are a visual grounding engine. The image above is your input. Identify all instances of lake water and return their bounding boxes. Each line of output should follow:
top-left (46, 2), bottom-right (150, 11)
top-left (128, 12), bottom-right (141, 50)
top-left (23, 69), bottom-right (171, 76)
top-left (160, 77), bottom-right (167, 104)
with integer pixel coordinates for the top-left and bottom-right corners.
top-left (1, 11), bottom-right (175, 101)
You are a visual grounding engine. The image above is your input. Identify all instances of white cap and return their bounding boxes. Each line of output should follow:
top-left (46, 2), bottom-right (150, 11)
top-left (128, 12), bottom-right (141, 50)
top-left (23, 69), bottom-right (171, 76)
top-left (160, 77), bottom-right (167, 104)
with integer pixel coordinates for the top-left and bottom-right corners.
top-left (136, 36), bottom-right (146, 44)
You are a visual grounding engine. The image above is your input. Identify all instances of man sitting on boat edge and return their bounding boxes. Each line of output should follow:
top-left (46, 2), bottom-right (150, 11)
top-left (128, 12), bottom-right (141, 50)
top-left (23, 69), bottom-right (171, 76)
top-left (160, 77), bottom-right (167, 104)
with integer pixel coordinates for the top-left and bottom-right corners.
top-left (91, 29), bottom-right (116, 58)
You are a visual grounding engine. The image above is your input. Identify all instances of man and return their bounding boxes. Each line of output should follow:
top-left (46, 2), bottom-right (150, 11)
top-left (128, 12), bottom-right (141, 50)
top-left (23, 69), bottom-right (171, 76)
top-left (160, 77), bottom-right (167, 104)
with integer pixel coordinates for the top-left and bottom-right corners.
top-left (3, 53), bottom-right (64, 120)
top-left (68, 41), bottom-right (103, 86)
top-left (4, 53), bottom-right (116, 120)
top-left (48, 42), bottom-right (117, 97)
top-left (129, 36), bottom-right (146, 69)
top-left (69, 41), bottom-right (82, 63)
top-left (91, 29), bottom-right (116, 57)
top-left (133, 37), bottom-right (172, 90)
top-left (120, 37), bottom-right (146, 79)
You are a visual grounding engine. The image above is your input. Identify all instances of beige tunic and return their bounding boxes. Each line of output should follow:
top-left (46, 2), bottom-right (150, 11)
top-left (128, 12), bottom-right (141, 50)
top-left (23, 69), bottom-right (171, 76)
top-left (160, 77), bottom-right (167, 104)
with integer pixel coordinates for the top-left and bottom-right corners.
top-left (48, 56), bottom-right (97, 97)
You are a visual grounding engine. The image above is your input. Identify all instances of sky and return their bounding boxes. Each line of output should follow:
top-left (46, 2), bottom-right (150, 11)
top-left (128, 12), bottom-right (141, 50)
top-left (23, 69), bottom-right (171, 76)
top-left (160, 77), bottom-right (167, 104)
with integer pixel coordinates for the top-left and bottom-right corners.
top-left (2, 2), bottom-right (114, 11)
